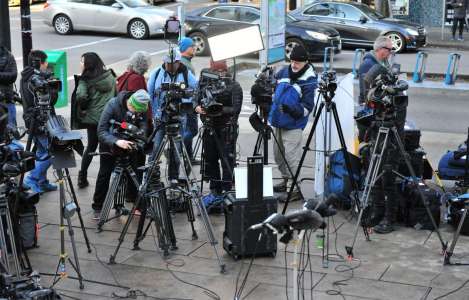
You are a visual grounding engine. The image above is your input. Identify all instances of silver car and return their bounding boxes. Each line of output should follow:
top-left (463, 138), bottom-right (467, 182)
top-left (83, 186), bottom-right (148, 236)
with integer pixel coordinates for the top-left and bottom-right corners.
top-left (43, 0), bottom-right (175, 39)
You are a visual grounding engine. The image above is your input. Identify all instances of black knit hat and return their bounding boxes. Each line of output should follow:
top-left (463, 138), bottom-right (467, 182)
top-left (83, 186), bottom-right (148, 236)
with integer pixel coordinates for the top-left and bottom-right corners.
top-left (290, 45), bottom-right (308, 62)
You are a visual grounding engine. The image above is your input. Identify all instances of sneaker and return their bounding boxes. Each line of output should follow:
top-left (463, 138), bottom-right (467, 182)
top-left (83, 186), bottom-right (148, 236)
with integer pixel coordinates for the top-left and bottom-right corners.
top-left (459, 36), bottom-right (465, 41)
top-left (24, 177), bottom-right (44, 194)
top-left (40, 181), bottom-right (58, 192)
top-left (77, 171), bottom-right (89, 188)
top-left (92, 210), bottom-right (101, 220)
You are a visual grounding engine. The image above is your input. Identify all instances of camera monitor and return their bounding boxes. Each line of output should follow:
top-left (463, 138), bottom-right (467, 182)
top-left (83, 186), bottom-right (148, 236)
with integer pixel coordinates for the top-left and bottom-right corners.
top-left (208, 25), bottom-right (264, 62)
top-left (164, 17), bottom-right (180, 41)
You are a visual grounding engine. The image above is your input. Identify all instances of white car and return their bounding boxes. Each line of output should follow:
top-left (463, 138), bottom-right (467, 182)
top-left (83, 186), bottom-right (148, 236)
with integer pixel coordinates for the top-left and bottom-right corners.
top-left (43, 0), bottom-right (175, 39)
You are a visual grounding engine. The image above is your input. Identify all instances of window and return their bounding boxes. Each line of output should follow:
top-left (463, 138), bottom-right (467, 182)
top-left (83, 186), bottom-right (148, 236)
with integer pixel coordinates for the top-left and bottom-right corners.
top-left (333, 4), bottom-right (363, 21)
top-left (205, 7), bottom-right (240, 22)
top-left (239, 8), bottom-right (260, 23)
top-left (303, 4), bottom-right (332, 17)
top-left (93, 0), bottom-right (116, 5)
top-left (70, 0), bottom-right (91, 3)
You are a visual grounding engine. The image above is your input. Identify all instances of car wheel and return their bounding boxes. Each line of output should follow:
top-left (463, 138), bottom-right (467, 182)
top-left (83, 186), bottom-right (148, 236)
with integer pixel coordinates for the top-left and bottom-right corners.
top-left (53, 14), bottom-right (73, 35)
top-left (128, 19), bottom-right (149, 40)
top-left (285, 38), bottom-right (305, 61)
top-left (385, 32), bottom-right (405, 53)
top-left (189, 32), bottom-right (209, 56)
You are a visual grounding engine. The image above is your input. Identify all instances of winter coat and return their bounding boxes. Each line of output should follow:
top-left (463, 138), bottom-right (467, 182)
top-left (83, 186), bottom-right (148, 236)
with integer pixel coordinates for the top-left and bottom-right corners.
top-left (0, 46), bottom-right (18, 102)
top-left (117, 70), bottom-right (146, 92)
top-left (358, 51), bottom-right (390, 103)
top-left (98, 91), bottom-right (148, 148)
top-left (75, 69), bottom-right (116, 125)
top-left (269, 65), bottom-right (317, 130)
top-left (147, 63), bottom-right (197, 123)
top-left (451, 0), bottom-right (468, 19)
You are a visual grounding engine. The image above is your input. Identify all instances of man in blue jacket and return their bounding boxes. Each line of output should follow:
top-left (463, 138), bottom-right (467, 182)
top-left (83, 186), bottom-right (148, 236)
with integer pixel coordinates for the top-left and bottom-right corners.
top-left (147, 49), bottom-right (198, 181)
top-left (358, 36), bottom-right (393, 104)
top-left (269, 45), bottom-right (317, 201)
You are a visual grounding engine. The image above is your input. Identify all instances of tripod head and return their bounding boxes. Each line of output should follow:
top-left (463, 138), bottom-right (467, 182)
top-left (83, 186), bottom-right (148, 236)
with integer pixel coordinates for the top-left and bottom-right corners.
top-left (318, 71), bottom-right (337, 103)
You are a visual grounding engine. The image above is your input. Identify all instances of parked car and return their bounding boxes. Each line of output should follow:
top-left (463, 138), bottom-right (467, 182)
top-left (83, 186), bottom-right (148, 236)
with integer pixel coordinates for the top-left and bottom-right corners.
top-left (42, 0), bottom-right (175, 39)
top-left (185, 4), bottom-right (341, 60)
top-left (290, 1), bottom-right (426, 52)
top-left (9, 0), bottom-right (43, 6)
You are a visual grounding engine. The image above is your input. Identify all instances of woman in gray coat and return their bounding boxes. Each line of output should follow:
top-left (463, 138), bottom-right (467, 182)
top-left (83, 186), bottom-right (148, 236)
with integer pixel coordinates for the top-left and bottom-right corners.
top-left (451, 0), bottom-right (468, 40)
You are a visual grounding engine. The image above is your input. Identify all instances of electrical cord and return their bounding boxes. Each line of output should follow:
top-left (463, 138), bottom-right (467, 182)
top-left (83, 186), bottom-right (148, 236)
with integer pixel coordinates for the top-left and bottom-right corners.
top-left (234, 230), bottom-right (262, 300)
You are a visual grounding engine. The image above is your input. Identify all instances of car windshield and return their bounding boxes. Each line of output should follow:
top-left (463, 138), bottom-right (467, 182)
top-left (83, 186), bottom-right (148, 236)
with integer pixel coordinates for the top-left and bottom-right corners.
top-left (120, 0), bottom-right (149, 8)
top-left (359, 4), bottom-right (385, 19)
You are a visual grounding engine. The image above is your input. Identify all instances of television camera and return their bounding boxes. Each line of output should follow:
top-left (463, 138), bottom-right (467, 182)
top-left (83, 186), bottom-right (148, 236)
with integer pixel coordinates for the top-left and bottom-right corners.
top-left (250, 66), bottom-right (275, 107)
top-left (197, 70), bottom-right (229, 117)
top-left (161, 82), bottom-right (194, 118)
top-left (110, 118), bottom-right (147, 154)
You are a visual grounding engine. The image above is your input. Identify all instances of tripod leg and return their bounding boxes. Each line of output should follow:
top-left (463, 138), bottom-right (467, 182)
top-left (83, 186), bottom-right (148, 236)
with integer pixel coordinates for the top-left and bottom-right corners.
top-left (97, 169), bottom-right (123, 232)
top-left (253, 131), bottom-right (263, 157)
top-left (0, 211), bottom-right (11, 274)
top-left (444, 207), bottom-right (467, 265)
top-left (172, 138), bottom-right (226, 273)
top-left (282, 102), bottom-right (325, 214)
top-left (391, 127), bottom-right (447, 252)
top-left (185, 194), bottom-right (198, 240)
top-left (64, 169), bottom-right (91, 253)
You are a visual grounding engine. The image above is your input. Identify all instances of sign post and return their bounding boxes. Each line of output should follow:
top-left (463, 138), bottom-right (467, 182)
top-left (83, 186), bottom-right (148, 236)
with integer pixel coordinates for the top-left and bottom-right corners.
top-left (260, 0), bottom-right (286, 69)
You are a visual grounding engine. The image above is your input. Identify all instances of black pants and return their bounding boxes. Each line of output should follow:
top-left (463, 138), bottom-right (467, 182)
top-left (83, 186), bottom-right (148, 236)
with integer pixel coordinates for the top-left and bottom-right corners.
top-left (202, 125), bottom-right (236, 193)
top-left (92, 144), bottom-right (144, 211)
top-left (453, 18), bottom-right (465, 37)
top-left (80, 124), bottom-right (98, 174)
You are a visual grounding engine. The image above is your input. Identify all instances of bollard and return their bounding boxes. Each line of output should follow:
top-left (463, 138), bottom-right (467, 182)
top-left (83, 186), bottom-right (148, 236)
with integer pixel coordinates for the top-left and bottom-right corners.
top-left (352, 48), bottom-right (366, 79)
top-left (412, 51), bottom-right (428, 83)
top-left (444, 53), bottom-right (461, 85)
top-left (323, 47), bottom-right (336, 72)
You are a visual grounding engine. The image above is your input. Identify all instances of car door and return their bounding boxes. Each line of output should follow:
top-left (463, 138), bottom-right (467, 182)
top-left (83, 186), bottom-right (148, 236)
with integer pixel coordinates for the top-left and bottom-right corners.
top-left (331, 3), bottom-right (370, 45)
top-left (203, 6), bottom-right (245, 37)
top-left (67, 0), bottom-right (96, 30)
top-left (300, 3), bottom-right (337, 28)
top-left (92, 0), bottom-right (125, 32)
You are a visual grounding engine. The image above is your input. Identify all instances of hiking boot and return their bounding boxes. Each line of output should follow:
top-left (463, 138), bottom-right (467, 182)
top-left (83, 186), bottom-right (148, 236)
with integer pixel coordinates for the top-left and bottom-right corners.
top-left (374, 219), bottom-right (394, 234)
top-left (77, 170), bottom-right (89, 188)
top-left (274, 179), bottom-right (288, 193)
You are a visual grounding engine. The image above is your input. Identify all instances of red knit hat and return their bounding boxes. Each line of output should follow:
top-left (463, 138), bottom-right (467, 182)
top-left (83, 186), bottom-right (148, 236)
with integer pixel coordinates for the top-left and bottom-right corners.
top-left (210, 59), bottom-right (228, 72)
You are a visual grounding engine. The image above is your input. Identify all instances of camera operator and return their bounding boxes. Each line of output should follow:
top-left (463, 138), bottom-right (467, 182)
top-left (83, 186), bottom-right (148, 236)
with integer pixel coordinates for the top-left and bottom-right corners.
top-left (0, 46), bottom-right (18, 127)
top-left (358, 36), bottom-right (393, 105)
top-left (91, 89), bottom-right (150, 218)
top-left (20, 50), bottom-right (58, 194)
top-left (267, 45), bottom-right (317, 202)
top-left (147, 49), bottom-right (197, 180)
top-left (194, 60), bottom-right (243, 207)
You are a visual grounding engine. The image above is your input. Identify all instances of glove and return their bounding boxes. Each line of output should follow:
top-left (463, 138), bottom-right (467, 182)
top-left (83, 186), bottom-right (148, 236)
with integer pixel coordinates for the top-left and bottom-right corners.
top-left (281, 104), bottom-right (303, 120)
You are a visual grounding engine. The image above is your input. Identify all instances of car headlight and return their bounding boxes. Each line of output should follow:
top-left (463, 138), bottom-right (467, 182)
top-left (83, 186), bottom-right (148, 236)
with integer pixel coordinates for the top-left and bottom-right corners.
top-left (406, 28), bottom-right (419, 36)
top-left (306, 30), bottom-right (329, 42)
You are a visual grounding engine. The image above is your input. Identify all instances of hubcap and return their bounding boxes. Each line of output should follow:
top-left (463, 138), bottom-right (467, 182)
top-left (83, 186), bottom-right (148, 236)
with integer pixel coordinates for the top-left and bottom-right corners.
top-left (387, 33), bottom-right (403, 52)
top-left (285, 41), bottom-right (299, 59)
top-left (130, 21), bottom-right (146, 39)
top-left (191, 35), bottom-right (205, 55)
top-left (55, 17), bottom-right (69, 34)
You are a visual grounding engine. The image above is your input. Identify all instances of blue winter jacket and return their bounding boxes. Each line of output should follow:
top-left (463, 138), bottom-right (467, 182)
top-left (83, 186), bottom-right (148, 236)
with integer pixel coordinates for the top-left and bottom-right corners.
top-left (269, 65), bottom-right (317, 130)
top-left (147, 64), bottom-right (198, 123)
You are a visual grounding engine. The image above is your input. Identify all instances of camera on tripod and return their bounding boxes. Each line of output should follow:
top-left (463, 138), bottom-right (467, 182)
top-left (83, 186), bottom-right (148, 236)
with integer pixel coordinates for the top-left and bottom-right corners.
top-left (110, 118), bottom-right (147, 153)
top-left (251, 66), bottom-right (275, 107)
top-left (197, 70), bottom-right (228, 117)
top-left (30, 70), bottom-right (62, 107)
top-left (161, 82), bottom-right (194, 118)
top-left (319, 71), bottom-right (337, 94)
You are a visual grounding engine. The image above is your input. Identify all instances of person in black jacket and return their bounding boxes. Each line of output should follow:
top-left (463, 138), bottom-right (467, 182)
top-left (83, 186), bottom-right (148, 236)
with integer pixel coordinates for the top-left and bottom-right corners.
top-left (0, 46), bottom-right (18, 126)
top-left (21, 50), bottom-right (59, 194)
top-left (194, 60), bottom-right (243, 208)
top-left (91, 89), bottom-right (150, 218)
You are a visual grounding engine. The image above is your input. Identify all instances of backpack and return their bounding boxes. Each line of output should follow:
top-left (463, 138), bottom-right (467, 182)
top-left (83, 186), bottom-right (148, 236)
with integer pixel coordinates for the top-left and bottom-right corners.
top-left (438, 143), bottom-right (468, 180)
top-left (325, 150), bottom-right (362, 208)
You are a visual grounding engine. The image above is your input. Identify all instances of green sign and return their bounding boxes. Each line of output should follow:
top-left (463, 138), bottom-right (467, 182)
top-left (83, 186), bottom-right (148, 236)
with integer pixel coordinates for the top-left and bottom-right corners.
top-left (44, 50), bottom-right (68, 108)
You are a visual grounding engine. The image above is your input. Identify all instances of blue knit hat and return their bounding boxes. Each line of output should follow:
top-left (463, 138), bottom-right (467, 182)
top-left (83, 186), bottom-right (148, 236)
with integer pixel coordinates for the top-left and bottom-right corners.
top-left (178, 37), bottom-right (194, 53)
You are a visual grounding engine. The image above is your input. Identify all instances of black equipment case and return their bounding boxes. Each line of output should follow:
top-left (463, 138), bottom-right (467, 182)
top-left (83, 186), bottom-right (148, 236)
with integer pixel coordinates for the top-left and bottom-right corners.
top-left (223, 157), bottom-right (278, 259)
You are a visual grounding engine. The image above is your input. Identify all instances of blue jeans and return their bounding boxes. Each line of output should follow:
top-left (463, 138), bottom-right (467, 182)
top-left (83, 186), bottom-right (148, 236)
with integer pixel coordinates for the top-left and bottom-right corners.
top-left (27, 135), bottom-right (51, 185)
top-left (151, 124), bottom-right (185, 180)
top-left (183, 113), bottom-right (198, 159)
top-left (7, 103), bottom-right (16, 127)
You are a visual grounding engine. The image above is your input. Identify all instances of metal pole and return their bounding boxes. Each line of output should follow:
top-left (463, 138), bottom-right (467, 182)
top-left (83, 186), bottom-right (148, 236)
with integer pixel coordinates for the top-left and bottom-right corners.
top-left (20, 0), bottom-right (33, 68)
top-left (260, 0), bottom-right (269, 68)
top-left (178, 1), bottom-right (185, 38)
top-left (442, 0), bottom-right (446, 40)
top-left (0, 1), bottom-right (12, 50)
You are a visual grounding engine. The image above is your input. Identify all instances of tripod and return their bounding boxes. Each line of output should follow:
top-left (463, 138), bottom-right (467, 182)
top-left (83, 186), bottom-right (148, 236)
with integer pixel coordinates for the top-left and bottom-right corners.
top-left (109, 122), bottom-right (226, 273)
top-left (346, 122), bottom-right (447, 258)
top-left (282, 72), bottom-right (361, 267)
top-left (50, 168), bottom-right (90, 289)
top-left (96, 152), bottom-right (140, 232)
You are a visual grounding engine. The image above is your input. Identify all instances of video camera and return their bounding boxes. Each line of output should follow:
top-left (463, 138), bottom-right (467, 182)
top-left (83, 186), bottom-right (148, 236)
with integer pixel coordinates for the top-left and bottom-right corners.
top-left (30, 70), bottom-right (62, 107)
top-left (197, 70), bottom-right (227, 117)
top-left (110, 117), bottom-right (147, 153)
top-left (0, 271), bottom-right (59, 300)
top-left (251, 66), bottom-right (275, 107)
top-left (161, 82), bottom-right (194, 118)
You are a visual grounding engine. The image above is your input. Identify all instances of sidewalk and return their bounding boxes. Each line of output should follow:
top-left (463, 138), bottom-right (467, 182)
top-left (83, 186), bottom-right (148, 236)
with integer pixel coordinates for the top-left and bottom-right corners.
top-left (426, 26), bottom-right (469, 51)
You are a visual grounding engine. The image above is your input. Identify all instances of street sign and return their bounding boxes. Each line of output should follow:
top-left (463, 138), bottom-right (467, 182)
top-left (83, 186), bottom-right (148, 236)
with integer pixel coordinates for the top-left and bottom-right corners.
top-left (260, 0), bottom-right (286, 67)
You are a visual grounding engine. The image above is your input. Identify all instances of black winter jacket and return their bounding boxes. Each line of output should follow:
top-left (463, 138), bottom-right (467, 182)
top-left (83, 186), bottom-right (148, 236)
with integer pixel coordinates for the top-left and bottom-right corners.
top-left (98, 91), bottom-right (148, 148)
top-left (451, 0), bottom-right (468, 19)
top-left (0, 46), bottom-right (18, 102)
